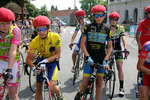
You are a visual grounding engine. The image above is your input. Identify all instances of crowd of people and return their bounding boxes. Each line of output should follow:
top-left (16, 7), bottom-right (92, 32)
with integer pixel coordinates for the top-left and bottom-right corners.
top-left (0, 4), bottom-right (150, 100)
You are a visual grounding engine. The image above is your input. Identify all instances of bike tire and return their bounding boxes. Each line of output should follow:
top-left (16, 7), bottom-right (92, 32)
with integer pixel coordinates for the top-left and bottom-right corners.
top-left (19, 52), bottom-right (24, 78)
top-left (89, 82), bottom-right (95, 100)
top-left (109, 70), bottom-right (115, 99)
top-left (73, 54), bottom-right (80, 85)
top-left (42, 80), bottom-right (53, 100)
top-left (18, 52), bottom-right (24, 95)
top-left (29, 69), bottom-right (36, 93)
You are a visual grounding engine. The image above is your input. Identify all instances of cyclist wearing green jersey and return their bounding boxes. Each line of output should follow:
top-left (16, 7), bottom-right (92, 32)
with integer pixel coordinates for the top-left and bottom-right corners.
top-left (109, 12), bottom-right (129, 96)
top-left (0, 7), bottom-right (21, 100)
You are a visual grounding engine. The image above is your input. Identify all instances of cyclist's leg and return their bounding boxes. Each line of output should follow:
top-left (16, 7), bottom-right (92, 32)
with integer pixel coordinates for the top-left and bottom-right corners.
top-left (139, 73), bottom-right (150, 100)
top-left (7, 61), bottom-right (19, 100)
top-left (35, 83), bottom-right (42, 100)
top-left (47, 61), bottom-right (64, 99)
top-left (74, 64), bottom-right (92, 99)
top-left (35, 70), bottom-right (43, 100)
top-left (72, 45), bottom-right (79, 72)
top-left (96, 66), bottom-right (105, 100)
top-left (115, 52), bottom-right (125, 95)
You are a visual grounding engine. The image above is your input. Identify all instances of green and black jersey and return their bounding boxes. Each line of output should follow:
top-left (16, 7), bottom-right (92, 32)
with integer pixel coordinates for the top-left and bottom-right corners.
top-left (82, 22), bottom-right (112, 63)
top-left (111, 25), bottom-right (125, 50)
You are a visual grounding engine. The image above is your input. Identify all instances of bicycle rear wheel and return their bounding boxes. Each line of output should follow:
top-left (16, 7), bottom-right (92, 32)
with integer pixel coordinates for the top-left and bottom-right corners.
top-left (42, 80), bottom-right (52, 100)
top-left (19, 52), bottom-right (24, 78)
top-left (73, 55), bottom-right (80, 85)
top-left (109, 69), bottom-right (115, 99)
top-left (29, 69), bottom-right (36, 93)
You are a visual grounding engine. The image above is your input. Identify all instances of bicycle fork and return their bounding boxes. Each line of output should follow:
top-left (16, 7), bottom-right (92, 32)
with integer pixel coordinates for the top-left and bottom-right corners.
top-left (43, 70), bottom-right (53, 100)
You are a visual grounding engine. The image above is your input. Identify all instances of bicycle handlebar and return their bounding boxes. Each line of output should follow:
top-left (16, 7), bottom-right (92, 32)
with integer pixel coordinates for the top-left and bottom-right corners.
top-left (111, 49), bottom-right (130, 59)
top-left (70, 43), bottom-right (79, 50)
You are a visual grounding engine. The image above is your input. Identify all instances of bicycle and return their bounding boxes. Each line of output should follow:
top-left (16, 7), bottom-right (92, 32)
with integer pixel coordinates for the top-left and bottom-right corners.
top-left (29, 57), bottom-right (60, 94)
top-left (0, 71), bottom-right (13, 100)
top-left (35, 62), bottom-right (61, 100)
top-left (80, 63), bottom-right (103, 100)
top-left (71, 43), bottom-right (84, 85)
top-left (103, 49), bottom-right (129, 99)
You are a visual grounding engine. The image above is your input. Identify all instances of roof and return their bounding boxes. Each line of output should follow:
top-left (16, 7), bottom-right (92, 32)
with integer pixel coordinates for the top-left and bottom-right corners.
top-left (51, 9), bottom-right (75, 16)
top-left (4, 2), bottom-right (28, 14)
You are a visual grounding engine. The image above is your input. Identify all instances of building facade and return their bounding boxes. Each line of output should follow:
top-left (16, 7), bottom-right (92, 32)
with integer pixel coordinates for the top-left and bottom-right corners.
top-left (107, 0), bottom-right (150, 24)
top-left (51, 8), bottom-right (77, 25)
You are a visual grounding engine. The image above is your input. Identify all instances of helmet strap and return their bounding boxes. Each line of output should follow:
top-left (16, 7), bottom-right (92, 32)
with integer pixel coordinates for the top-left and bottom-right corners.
top-left (111, 25), bottom-right (116, 27)
top-left (0, 30), bottom-right (5, 34)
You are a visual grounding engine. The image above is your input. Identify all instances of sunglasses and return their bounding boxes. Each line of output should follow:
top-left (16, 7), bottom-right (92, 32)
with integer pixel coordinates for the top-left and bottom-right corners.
top-left (36, 27), bottom-right (47, 32)
top-left (76, 16), bottom-right (84, 19)
top-left (145, 12), bottom-right (150, 14)
top-left (110, 18), bottom-right (119, 21)
top-left (93, 14), bottom-right (105, 18)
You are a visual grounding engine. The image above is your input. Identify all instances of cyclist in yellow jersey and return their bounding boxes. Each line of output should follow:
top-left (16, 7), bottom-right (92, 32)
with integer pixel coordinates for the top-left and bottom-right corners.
top-left (26, 15), bottom-right (64, 100)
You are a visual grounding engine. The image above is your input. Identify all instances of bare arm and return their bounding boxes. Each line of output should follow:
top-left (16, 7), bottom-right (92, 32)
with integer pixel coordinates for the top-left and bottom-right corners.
top-left (26, 52), bottom-right (36, 69)
top-left (69, 30), bottom-right (78, 49)
top-left (137, 58), bottom-right (150, 75)
top-left (8, 44), bottom-right (18, 69)
top-left (47, 47), bottom-right (61, 62)
top-left (80, 36), bottom-right (89, 57)
top-left (136, 31), bottom-right (142, 50)
top-left (121, 36), bottom-right (127, 49)
top-left (104, 40), bottom-right (113, 61)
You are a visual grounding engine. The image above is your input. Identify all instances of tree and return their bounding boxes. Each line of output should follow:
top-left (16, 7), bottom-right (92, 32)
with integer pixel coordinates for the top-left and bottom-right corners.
top-left (40, 5), bottom-right (50, 18)
top-left (79, 0), bottom-right (107, 21)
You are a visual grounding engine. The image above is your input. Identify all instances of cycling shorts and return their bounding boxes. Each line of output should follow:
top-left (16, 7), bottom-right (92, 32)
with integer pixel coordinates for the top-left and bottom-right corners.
top-left (83, 63), bottom-right (105, 77)
top-left (115, 52), bottom-right (123, 62)
top-left (73, 36), bottom-right (87, 53)
top-left (36, 57), bottom-right (58, 83)
top-left (0, 60), bottom-right (20, 87)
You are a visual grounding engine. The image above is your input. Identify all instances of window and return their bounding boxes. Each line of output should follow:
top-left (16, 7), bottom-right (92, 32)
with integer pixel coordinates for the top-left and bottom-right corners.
top-left (110, 0), bottom-right (114, 2)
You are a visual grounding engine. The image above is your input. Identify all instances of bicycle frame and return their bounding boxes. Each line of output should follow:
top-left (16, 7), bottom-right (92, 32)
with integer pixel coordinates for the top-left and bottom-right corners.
top-left (82, 63), bottom-right (102, 100)
top-left (72, 43), bottom-right (84, 85)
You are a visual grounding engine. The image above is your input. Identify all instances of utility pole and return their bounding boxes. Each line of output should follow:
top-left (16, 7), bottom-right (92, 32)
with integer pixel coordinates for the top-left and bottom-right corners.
top-left (74, 0), bottom-right (76, 9)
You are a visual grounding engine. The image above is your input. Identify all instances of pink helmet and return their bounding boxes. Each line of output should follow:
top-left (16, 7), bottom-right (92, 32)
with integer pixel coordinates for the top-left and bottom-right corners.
top-left (33, 15), bottom-right (50, 27)
top-left (75, 10), bottom-right (85, 17)
top-left (0, 7), bottom-right (14, 22)
top-left (91, 5), bottom-right (106, 14)
top-left (109, 12), bottom-right (120, 19)
top-left (145, 5), bottom-right (150, 12)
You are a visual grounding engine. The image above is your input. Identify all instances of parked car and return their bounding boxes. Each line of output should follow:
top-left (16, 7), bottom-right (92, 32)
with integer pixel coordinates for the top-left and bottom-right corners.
top-left (60, 21), bottom-right (67, 26)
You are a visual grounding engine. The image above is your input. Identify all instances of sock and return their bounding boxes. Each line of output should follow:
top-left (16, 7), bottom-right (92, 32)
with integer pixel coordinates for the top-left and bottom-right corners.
top-left (120, 80), bottom-right (124, 89)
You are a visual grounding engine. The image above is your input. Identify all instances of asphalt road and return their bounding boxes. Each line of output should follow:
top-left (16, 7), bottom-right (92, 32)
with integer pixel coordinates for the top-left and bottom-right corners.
top-left (18, 27), bottom-right (139, 100)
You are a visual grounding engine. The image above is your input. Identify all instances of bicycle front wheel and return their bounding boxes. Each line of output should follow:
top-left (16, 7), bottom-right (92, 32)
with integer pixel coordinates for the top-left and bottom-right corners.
top-left (109, 70), bottom-right (115, 99)
top-left (29, 69), bottom-right (36, 93)
top-left (42, 80), bottom-right (52, 100)
top-left (73, 55), bottom-right (80, 85)
top-left (19, 52), bottom-right (24, 78)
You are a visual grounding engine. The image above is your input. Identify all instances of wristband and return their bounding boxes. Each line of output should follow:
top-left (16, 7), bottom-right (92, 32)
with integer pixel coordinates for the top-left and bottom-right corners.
top-left (6, 69), bottom-right (12, 73)
top-left (32, 66), bottom-right (36, 71)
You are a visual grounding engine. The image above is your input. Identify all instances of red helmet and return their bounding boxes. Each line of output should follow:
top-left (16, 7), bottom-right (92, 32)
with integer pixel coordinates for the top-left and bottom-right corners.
top-left (0, 7), bottom-right (14, 22)
top-left (75, 10), bottom-right (85, 17)
top-left (109, 12), bottom-right (120, 19)
top-left (91, 5), bottom-right (106, 13)
top-left (33, 15), bottom-right (50, 27)
top-left (145, 5), bottom-right (150, 12)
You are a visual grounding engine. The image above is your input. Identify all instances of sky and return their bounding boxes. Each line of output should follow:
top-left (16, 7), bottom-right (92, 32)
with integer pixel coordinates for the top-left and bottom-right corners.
top-left (30, 0), bottom-right (81, 10)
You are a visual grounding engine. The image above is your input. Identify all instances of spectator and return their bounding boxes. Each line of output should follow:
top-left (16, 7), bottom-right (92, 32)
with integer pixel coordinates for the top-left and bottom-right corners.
top-left (122, 19), bottom-right (127, 24)
top-left (15, 15), bottom-right (22, 28)
top-left (22, 16), bottom-right (30, 40)
top-left (28, 17), bottom-right (34, 38)
top-left (129, 18), bottom-right (135, 25)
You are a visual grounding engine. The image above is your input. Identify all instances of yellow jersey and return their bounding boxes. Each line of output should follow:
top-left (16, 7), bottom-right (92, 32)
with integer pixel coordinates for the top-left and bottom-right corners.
top-left (29, 32), bottom-right (61, 58)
